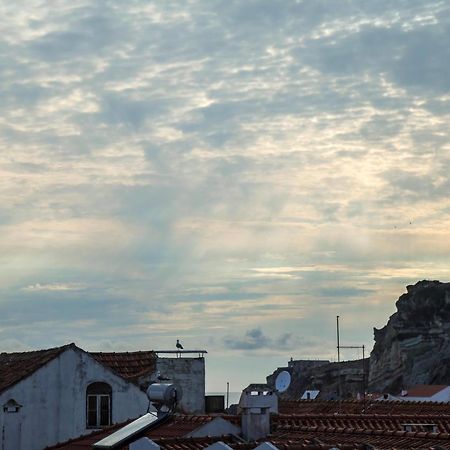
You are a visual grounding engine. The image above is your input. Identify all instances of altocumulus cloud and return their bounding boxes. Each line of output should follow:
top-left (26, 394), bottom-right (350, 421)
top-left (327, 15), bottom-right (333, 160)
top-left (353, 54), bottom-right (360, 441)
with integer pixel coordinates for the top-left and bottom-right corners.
top-left (1, 0), bottom-right (450, 390)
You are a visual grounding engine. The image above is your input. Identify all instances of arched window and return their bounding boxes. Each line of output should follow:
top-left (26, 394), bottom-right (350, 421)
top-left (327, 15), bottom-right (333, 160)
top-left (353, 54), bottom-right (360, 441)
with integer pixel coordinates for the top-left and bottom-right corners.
top-left (86, 382), bottom-right (112, 428)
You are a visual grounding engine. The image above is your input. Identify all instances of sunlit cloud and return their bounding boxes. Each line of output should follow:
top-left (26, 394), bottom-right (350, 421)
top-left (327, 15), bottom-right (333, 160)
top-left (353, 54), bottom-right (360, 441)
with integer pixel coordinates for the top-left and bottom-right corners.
top-left (23, 282), bottom-right (88, 292)
top-left (0, 0), bottom-right (450, 390)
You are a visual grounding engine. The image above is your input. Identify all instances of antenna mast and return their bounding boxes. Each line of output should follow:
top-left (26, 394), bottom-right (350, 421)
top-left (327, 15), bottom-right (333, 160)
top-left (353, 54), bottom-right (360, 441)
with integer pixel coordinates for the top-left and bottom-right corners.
top-left (336, 315), bottom-right (367, 410)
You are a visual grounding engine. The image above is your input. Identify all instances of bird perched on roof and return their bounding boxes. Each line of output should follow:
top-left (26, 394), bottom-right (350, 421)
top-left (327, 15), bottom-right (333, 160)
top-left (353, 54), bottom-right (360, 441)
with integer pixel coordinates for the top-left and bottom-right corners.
top-left (176, 339), bottom-right (184, 350)
top-left (156, 370), bottom-right (170, 381)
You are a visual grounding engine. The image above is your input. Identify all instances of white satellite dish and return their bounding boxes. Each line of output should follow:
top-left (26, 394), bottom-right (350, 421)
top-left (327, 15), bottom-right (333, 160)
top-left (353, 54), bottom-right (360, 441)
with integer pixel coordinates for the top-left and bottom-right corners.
top-left (275, 370), bottom-right (291, 393)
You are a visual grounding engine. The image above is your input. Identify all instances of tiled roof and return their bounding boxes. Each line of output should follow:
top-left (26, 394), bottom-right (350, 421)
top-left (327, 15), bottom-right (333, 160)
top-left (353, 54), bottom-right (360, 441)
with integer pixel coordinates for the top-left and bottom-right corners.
top-left (270, 413), bottom-right (450, 449)
top-left (0, 344), bottom-right (158, 395)
top-left (45, 405), bottom-right (450, 450)
top-left (156, 436), bottom-right (237, 450)
top-left (273, 414), bottom-right (450, 433)
top-left (44, 421), bottom-right (133, 450)
top-left (269, 427), bottom-right (450, 450)
top-left (156, 439), bottom-right (367, 450)
top-left (0, 343), bottom-right (75, 394)
top-left (89, 351), bottom-right (157, 381)
top-left (279, 399), bottom-right (450, 415)
top-left (402, 384), bottom-right (448, 397)
top-left (146, 414), bottom-right (219, 439)
top-left (45, 415), bottom-right (226, 450)
top-left (49, 434), bottom-right (238, 450)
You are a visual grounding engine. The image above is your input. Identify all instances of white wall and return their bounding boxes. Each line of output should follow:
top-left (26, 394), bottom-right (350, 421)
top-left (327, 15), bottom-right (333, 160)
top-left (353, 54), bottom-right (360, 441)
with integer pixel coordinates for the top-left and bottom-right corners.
top-left (0, 347), bottom-right (149, 450)
top-left (380, 386), bottom-right (450, 403)
top-left (187, 417), bottom-right (241, 438)
top-left (430, 386), bottom-right (450, 402)
top-left (137, 357), bottom-right (205, 414)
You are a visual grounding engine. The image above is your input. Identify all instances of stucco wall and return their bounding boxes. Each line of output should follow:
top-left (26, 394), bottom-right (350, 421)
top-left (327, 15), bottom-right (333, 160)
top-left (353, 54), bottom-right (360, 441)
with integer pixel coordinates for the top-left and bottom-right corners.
top-left (155, 357), bottom-right (205, 414)
top-left (0, 347), bottom-right (149, 450)
top-left (430, 386), bottom-right (450, 402)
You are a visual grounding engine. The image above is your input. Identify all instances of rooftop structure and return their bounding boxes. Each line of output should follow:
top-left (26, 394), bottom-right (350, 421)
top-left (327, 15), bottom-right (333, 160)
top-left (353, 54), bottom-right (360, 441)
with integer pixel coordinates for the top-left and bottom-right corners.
top-left (0, 344), bottom-right (73, 394)
top-left (90, 351), bottom-right (157, 383)
top-left (278, 398), bottom-right (450, 415)
top-left (0, 343), bottom-right (206, 450)
top-left (46, 399), bottom-right (450, 450)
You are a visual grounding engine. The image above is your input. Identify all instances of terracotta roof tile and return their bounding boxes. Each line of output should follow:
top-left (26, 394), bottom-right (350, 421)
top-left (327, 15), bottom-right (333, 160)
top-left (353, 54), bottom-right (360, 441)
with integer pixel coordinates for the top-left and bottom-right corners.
top-left (279, 399), bottom-right (450, 415)
top-left (0, 344), bottom-right (158, 394)
top-left (273, 414), bottom-right (450, 434)
top-left (145, 415), bottom-right (216, 439)
top-left (89, 351), bottom-right (157, 381)
top-left (0, 343), bottom-right (75, 394)
top-left (402, 385), bottom-right (448, 397)
top-left (156, 436), bottom-right (237, 450)
top-left (44, 420), bottom-right (133, 449)
top-left (45, 414), bottom-right (235, 450)
top-left (46, 408), bottom-right (450, 450)
top-left (270, 426), bottom-right (450, 449)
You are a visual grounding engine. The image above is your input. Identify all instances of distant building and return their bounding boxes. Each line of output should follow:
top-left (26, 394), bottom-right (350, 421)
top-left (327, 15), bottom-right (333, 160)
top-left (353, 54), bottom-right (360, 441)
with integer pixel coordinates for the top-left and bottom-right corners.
top-left (377, 385), bottom-right (450, 403)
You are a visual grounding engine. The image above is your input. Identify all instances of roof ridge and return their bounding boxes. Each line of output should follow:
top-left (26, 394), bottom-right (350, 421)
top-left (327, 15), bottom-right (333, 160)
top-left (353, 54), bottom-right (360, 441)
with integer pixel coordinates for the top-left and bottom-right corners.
top-left (0, 342), bottom-right (76, 356)
top-left (0, 343), bottom-right (78, 394)
top-left (44, 419), bottom-right (134, 449)
top-left (89, 350), bottom-right (157, 355)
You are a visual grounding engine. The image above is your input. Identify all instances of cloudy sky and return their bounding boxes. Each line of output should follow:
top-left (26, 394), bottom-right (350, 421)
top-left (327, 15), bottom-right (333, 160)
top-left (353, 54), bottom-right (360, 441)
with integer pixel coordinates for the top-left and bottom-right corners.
top-left (1, 0), bottom-right (450, 392)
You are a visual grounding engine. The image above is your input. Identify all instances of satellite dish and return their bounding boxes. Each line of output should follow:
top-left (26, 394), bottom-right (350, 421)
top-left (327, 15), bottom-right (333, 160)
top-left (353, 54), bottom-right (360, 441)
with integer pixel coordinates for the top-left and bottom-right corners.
top-left (275, 370), bottom-right (291, 393)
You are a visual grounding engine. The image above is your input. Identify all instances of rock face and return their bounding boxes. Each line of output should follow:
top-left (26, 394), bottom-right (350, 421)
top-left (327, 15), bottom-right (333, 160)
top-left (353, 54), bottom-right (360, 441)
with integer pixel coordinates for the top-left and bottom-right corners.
top-left (368, 280), bottom-right (450, 393)
top-left (267, 358), bottom-right (369, 400)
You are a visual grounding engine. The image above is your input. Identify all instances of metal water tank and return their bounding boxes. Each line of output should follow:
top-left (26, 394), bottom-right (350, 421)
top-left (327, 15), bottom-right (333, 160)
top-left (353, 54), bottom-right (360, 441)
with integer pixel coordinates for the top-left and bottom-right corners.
top-left (147, 383), bottom-right (178, 405)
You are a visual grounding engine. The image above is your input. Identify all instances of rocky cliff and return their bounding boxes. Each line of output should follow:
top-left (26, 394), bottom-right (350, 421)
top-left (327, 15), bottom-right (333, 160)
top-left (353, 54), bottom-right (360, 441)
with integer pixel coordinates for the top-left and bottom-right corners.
top-left (368, 280), bottom-right (450, 393)
top-left (267, 358), bottom-right (369, 400)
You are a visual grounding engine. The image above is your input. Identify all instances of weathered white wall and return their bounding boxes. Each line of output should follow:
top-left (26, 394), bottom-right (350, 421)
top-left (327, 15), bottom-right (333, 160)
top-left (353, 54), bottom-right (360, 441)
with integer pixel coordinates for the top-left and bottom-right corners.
top-left (155, 357), bottom-right (205, 414)
top-left (431, 386), bottom-right (450, 402)
top-left (130, 437), bottom-right (160, 450)
top-left (187, 417), bottom-right (241, 438)
top-left (0, 347), bottom-right (149, 450)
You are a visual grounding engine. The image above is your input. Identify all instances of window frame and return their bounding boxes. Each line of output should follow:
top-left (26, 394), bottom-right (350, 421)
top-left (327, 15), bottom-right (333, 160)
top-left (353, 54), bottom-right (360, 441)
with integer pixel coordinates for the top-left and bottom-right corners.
top-left (86, 382), bottom-right (112, 429)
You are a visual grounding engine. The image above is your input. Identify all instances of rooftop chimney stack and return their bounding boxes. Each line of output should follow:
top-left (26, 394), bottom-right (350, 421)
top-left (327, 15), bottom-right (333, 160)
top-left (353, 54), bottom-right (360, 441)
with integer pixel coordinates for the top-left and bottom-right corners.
top-left (238, 384), bottom-right (278, 441)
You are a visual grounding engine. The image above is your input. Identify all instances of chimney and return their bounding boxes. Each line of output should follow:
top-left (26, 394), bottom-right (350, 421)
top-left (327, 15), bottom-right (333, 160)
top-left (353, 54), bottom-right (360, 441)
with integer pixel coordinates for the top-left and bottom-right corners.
top-left (238, 384), bottom-right (278, 441)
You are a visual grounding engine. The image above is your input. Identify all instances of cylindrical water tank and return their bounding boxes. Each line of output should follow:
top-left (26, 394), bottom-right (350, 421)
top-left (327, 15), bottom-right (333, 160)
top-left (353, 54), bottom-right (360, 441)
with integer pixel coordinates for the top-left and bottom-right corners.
top-left (147, 383), bottom-right (178, 404)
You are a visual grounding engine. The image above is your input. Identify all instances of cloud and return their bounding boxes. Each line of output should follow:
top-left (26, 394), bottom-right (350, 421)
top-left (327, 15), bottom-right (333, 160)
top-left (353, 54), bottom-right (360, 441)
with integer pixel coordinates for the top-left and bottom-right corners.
top-left (1, 0), bottom-right (450, 391)
top-left (225, 328), bottom-right (270, 350)
top-left (250, 266), bottom-right (311, 281)
top-left (315, 287), bottom-right (374, 298)
top-left (224, 327), bottom-right (302, 351)
top-left (23, 282), bottom-right (88, 292)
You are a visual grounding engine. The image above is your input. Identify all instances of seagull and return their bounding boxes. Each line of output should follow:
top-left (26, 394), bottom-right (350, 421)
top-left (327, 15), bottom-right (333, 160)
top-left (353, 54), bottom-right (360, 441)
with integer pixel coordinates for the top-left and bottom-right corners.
top-left (176, 339), bottom-right (184, 350)
top-left (156, 371), bottom-right (170, 381)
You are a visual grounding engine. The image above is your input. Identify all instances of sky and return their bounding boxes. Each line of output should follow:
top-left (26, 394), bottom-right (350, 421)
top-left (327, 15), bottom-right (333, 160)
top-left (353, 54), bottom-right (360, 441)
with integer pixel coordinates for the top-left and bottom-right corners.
top-left (1, 0), bottom-right (450, 393)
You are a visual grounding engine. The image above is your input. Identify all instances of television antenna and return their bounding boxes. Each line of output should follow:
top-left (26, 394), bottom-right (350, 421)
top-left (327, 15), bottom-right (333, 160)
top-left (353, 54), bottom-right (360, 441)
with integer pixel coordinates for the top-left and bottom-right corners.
top-left (336, 316), bottom-right (367, 410)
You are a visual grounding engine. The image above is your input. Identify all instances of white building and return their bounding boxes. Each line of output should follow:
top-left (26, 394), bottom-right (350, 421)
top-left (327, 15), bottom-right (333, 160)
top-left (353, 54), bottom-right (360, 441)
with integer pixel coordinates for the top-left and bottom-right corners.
top-left (0, 344), bottom-right (148, 450)
top-left (0, 343), bottom-right (206, 450)
top-left (377, 385), bottom-right (450, 402)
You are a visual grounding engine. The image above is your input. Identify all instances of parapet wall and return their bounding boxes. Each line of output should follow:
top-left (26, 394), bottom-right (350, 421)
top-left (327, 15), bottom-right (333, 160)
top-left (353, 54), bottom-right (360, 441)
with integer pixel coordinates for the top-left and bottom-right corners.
top-left (156, 357), bottom-right (205, 414)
